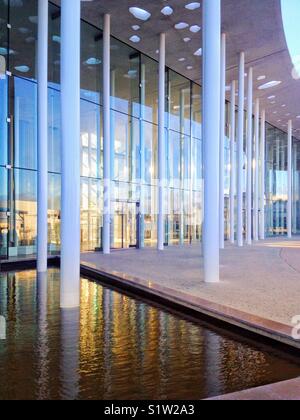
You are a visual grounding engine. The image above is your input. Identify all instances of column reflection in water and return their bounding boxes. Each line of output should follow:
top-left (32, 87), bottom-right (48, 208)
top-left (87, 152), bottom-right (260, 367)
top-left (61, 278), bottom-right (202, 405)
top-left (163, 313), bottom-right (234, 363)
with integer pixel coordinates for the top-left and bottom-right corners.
top-left (60, 307), bottom-right (80, 400)
top-left (37, 272), bottom-right (49, 399)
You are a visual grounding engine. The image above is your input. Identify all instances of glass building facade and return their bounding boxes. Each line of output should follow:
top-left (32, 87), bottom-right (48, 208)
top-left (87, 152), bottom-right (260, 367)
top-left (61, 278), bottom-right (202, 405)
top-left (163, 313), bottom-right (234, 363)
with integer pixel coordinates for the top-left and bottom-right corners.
top-left (0, 0), bottom-right (298, 259)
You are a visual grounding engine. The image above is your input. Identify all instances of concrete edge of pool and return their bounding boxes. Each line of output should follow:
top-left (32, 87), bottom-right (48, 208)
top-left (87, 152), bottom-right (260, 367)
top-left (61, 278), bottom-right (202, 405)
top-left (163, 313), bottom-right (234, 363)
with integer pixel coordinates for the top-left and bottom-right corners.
top-left (79, 262), bottom-right (300, 352)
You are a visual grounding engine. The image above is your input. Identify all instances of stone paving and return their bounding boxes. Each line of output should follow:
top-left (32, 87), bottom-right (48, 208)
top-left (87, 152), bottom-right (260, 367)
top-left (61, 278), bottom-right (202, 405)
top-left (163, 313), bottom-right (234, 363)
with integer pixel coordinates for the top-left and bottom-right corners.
top-left (81, 237), bottom-right (300, 327)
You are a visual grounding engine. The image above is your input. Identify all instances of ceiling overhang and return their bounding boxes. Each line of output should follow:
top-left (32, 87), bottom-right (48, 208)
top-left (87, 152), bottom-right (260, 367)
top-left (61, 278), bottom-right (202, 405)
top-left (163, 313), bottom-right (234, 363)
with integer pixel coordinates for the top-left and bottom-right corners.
top-left (52, 0), bottom-right (300, 139)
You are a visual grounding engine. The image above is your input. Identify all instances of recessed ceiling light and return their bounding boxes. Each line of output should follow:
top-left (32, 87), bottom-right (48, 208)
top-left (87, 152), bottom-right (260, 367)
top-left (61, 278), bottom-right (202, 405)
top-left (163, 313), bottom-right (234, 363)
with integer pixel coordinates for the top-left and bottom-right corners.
top-left (129, 35), bottom-right (141, 43)
top-left (190, 25), bottom-right (201, 33)
top-left (281, 104), bottom-right (286, 107)
top-left (161, 6), bottom-right (173, 16)
top-left (268, 95), bottom-right (276, 99)
top-left (129, 7), bottom-right (151, 21)
top-left (132, 25), bottom-right (140, 31)
top-left (175, 22), bottom-right (189, 30)
top-left (186, 65), bottom-right (193, 70)
top-left (194, 48), bottom-right (202, 56)
top-left (273, 111), bottom-right (277, 114)
top-left (257, 75), bottom-right (266, 81)
top-left (178, 57), bottom-right (186, 62)
top-left (183, 37), bottom-right (191, 43)
top-left (185, 2), bottom-right (201, 10)
top-left (258, 80), bottom-right (282, 90)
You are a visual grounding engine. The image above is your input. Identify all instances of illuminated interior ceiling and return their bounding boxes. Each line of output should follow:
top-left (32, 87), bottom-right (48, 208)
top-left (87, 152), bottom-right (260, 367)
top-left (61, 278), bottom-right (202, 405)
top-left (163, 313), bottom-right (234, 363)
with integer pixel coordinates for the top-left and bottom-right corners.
top-left (51, 0), bottom-right (300, 139)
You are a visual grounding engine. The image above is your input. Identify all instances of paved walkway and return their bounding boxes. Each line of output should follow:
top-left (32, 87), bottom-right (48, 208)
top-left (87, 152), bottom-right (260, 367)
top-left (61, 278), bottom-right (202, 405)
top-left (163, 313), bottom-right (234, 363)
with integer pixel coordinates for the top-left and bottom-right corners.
top-left (81, 237), bottom-right (300, 327)
top-left (208, 377), bottom-right (300, 400)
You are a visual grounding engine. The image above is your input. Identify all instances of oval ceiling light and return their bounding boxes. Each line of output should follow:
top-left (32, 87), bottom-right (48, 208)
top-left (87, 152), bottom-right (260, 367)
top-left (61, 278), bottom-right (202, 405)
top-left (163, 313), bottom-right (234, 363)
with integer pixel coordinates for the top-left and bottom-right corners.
top-left (194, 48), bottom-right (202, 56)
top-left (183, 37), bottom-right (191, 43)
top-left (190, 25), bottom-right (201, 33)
top-left (129, 35), bottom-right (141, 43)
top-left (185, 2), bottom-right (201, 10)
top-left (186, 65), bottom-right (193, 70)
top-left (132, 25), bottom-right (140, 31)
top-left (175, 22), bottom-right (189, 30)
top-left (178, 57), bottom-right (186, 62)
top-left (15, 65), bottom-right (30, 73)
top-left (257, 75), bottom-right (266, 81)
top-left (258, 80), bottom-right (282, 89)
top-left (129, 7), bottom-right (151, 21)
top-left (161, 6), bottom-right (173, 16)
top-left (85, 57), bottom-right (101, 65)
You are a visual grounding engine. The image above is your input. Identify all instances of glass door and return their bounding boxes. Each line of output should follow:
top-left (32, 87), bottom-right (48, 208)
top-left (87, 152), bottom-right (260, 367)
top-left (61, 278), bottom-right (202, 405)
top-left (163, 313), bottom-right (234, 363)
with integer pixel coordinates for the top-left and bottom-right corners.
top-left (113, 201), bottom-right (138, 249)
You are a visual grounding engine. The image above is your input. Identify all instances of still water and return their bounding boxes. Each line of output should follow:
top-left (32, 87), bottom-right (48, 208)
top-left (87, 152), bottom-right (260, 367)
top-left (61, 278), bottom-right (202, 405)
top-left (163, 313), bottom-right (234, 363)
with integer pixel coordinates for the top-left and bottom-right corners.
top-left (0, 268), bottom-right (300, 400)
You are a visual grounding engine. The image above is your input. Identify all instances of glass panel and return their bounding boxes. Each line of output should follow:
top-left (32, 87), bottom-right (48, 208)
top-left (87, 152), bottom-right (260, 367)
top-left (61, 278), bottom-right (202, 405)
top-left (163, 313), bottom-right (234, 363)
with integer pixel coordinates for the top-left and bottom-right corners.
top-left (9, 0), bottom-right (37, 80)
top-left (48, 3), bottom-right (61, 87)
top-left (0, 75), bottom-right (8, 166)
top-left (266, 124), bottom-right (288, 236)
top-left (192, 83), bottom-right (202, 139)
top-left (112, 111), bottom-right (139, 183)
top-left (81, 22), bottom-right (102, 104)
top-left (168, 70), bottom-right (191, 135)
top-left (293, 140), bottom-right (300, 234)
top-left (81, 100), bottom-right (101, 179)
top-left (81, 177), bottom-right (102, 252)
top-left (48, 173), bottom-right (60, 254)
top-left (0, 167), bottom-right (8, 259)
top-left (48, 88), bottom-right (61, 173)
top-left (144, 121), bottom-right (157, 185)
top-left (9, 169), bottom-right (37, 257)
top-left (141, 55), bottom-right (158, 124)
top-left (111, 38), bottom-right (140, 117)
top-left (12, 77), bottom-right (37, 170)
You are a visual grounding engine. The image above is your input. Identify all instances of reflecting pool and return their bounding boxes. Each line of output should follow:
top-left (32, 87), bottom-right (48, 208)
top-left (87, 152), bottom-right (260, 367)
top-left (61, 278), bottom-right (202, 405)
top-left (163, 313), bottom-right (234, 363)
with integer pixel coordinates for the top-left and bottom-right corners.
top-left (0, 269), bottom-right (300, 400)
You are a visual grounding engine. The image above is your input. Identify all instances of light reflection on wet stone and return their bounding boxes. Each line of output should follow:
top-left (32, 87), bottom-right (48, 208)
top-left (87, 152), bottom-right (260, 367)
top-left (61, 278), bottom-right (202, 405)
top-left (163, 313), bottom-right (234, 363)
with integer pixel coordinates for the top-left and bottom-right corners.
top-left (0, 268), bottom-right (300, 400)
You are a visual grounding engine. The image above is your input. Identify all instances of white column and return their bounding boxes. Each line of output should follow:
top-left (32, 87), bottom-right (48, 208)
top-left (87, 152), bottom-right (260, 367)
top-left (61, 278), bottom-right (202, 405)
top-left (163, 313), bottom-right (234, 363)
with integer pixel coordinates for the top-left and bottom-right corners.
top-left (37, 0), bottom-right (48, 273)
top-left (103, 14), bottom-right (111, 254)
top-left (60, 0), bottom-right (81, 308)
top-left (219, 33), bottom-right (226, 249)
top-left (229, 80), bottom-right (236, 244)
top-left (237, 52), bottom-right (245, 247)
top-left (202, 0), bottom-right (221, 283)
top-left (246, 67), bottom-right (253, 245)
top-left (253, 98), bottom-right (260, 241)
top-left (139, 64), bottom-right (146, 248)
top-left (287, 119), bottom-right (293, 238)
top-left (259, 109), bottom-right (266, 240)
top-left (158, 33), bottom-right (166, 251)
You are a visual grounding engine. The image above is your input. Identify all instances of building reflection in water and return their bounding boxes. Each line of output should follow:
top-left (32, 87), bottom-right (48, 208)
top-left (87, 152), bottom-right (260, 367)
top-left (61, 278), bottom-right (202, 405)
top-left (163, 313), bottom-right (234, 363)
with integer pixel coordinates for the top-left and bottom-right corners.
top-left (1, 268), bottom-right (300, 400)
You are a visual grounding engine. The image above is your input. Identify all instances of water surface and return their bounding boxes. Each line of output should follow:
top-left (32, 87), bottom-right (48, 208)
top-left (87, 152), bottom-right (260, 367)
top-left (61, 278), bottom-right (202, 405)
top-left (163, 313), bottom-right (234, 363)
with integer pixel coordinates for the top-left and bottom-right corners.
top-left (0, 269), bottom-right (300, 400)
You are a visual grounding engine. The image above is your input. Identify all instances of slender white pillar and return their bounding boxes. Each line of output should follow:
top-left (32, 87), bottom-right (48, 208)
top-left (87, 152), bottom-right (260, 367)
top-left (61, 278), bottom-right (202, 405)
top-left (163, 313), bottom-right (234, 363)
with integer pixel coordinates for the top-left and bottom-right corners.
top-left (219, 33), bottom-right (226, 249)
top-left (254, 98), bottom-right (260, 241)
top-left (229, 80), bottom-right (236, 244)
top-left (202, 0), bottom-right (221, 283)
top-left (139, 64), bottom-right (146, 248)
top-left (37, 0), bottom-right (48, 273)
top-left (246, 67), bottom-right (253, 245)
top-left (60, 0), bottom-right (81, 308)
top-left (259, 109), bottom-right (266, 240)
top-left (158, 33), bottom-right (166, 251)
top-left (103, 14), bottom-right (111, 254)
top-left (287, 119), bottom-right (293, 238)
top-left (237, 52), bottom-right (245, 247)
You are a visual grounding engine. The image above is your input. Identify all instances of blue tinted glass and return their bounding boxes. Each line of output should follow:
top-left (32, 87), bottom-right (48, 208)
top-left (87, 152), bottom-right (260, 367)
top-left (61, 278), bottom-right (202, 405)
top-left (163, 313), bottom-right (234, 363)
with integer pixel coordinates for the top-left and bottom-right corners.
top-left (0, 77), bottom-right (8, 166)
